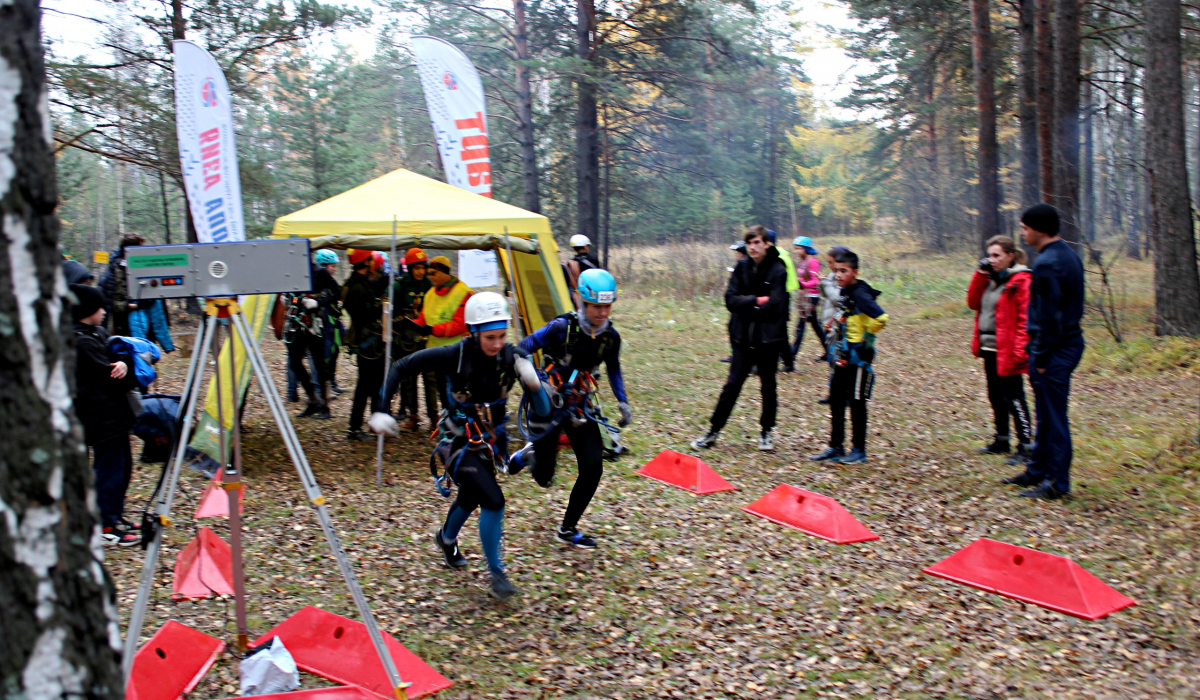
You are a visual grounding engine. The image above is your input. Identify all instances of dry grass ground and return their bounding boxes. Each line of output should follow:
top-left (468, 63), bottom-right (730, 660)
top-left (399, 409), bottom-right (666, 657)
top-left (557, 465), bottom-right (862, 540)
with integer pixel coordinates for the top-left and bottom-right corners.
top-left (110, 236), bottom-right (1199, 699)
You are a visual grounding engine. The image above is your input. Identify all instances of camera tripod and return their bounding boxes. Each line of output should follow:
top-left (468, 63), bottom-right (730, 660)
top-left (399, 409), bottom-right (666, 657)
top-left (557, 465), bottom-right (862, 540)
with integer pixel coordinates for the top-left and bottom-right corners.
top-left (121, 297), bottom-right (410, 699)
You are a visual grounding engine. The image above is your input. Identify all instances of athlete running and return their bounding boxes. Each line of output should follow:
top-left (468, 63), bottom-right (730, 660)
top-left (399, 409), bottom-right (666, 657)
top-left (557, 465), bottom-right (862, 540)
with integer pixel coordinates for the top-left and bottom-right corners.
top-left (518, 268), bottom-right (631, 549)
top-left (370, 292), bottom-right (553, 600)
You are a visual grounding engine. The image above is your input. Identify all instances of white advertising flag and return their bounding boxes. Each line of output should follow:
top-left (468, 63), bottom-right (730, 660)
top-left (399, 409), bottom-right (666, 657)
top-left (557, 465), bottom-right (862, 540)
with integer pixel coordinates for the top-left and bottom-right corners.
top-left (172, 40), bottom-right (245, 242)
top-left (411, 36), bottom-right (492, 197)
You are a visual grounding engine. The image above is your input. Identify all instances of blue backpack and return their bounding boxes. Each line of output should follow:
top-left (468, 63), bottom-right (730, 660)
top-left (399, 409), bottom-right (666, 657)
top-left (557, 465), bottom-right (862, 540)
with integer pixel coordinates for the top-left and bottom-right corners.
top-left (132, 394), bottom-right (181, 463)
top-left (108, 335), bottom-right (162, 388)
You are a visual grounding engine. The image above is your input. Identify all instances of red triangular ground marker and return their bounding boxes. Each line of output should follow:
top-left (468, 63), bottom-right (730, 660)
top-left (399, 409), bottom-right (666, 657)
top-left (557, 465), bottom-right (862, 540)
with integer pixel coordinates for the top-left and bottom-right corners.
top-left (126, 620), bottom-right (224, 700)
top-left (172, 526), bottom-right (234, 601)
top-left (636, 449), bottom-right (736, 494)
top-left (194, 470), bottom-right (244, 519)
top-left (741, 484), bottom-right (879, 544)
top-left (253, 606), bottom-right (453, 699)
top-left (923, 538), bottom-right (1137, 620)
top-left (217, 688), bottom-right (379, 700)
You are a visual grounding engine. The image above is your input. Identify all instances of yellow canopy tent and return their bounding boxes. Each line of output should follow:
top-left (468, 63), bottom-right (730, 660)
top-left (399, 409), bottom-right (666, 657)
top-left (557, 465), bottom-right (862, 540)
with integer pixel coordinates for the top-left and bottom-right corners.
top-left (271, 168), bottom-right (572, 333)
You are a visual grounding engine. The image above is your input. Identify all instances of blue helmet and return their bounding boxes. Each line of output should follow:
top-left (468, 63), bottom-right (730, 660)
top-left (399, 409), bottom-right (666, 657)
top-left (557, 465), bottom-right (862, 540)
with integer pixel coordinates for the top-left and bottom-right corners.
top-left (577, 268), bottom-right (617, 305)
top-left (314, 249), bottom-right (338, 265)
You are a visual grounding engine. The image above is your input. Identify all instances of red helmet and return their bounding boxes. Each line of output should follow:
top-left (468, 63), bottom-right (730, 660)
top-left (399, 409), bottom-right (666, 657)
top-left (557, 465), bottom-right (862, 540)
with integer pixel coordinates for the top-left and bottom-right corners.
top-left (348, 249), bottom-right (372, 266)
top-left (404, 247), bottom-right (428, 266)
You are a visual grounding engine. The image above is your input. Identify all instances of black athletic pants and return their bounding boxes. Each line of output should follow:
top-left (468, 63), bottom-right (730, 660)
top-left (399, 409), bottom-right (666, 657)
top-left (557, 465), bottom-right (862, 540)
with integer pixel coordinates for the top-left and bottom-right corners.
top-left (981, 350), bottom-right (1032, 444)
top-left (349, 353), bottom-right (386, 432)
top-left (709, 342), bottom-right (781, 433)
top-left (287, 332), bottom-right (327, 403)
top-left (531, 419), bottom-right (604, 531)
top-left (829, 364), bottom-right (869, 450)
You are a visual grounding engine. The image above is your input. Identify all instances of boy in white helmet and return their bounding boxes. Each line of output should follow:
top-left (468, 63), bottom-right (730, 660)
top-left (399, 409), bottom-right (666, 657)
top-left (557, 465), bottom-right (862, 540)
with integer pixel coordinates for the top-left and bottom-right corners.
top-left (370, 292), bottom-right (553, 601)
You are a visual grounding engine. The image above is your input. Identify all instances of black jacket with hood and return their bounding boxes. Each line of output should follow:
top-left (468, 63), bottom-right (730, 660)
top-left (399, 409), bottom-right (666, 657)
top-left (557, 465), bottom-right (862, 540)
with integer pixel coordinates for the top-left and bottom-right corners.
top-left (724, 245), bottom-right (790, 346)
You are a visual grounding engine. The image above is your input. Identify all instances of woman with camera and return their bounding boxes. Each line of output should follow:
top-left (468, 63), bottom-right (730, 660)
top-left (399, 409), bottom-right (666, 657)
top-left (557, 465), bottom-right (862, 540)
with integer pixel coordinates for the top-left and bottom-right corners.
top-left (967, 235), bottom-right (1033, 464)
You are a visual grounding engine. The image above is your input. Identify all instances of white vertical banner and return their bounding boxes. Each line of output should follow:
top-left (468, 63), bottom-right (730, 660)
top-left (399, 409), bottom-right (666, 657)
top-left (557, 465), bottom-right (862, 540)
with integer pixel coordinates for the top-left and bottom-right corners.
top-left (411, 36), bottom-right (492, 197)
top-left (172, 40), bottom-right (245, 243)
top-left (458, 249), bottom-right (500, 288)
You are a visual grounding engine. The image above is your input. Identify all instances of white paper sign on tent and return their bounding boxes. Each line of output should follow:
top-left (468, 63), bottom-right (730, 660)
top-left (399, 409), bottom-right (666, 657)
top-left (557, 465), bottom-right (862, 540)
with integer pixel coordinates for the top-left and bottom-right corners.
top-left (458, 249), bottom-right (499, 288)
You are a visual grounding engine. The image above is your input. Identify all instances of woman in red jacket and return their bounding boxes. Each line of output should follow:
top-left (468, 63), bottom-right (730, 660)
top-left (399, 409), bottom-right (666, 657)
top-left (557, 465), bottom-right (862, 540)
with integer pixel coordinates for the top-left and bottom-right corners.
top-left (967, 235), bottom-right (1033, 463)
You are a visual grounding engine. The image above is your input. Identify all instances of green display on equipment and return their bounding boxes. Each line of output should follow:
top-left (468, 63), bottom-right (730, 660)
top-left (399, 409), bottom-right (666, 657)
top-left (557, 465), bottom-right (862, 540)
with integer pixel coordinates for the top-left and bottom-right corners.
top-left (129, 253), bottom-right (190, 269)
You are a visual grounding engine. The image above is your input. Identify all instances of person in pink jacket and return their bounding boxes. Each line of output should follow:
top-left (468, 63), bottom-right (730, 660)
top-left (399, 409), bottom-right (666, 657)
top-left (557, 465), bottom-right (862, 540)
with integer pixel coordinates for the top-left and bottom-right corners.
top-left (967, 235), bottom-right (1033, 464)
top-left (790, 236), bottom-right (826, 363)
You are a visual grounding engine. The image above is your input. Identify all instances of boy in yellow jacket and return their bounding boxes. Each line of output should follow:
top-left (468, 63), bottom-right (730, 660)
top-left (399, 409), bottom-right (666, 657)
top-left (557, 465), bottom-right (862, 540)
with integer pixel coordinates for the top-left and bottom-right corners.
top-left (811, 249), bottom-right (888, 464)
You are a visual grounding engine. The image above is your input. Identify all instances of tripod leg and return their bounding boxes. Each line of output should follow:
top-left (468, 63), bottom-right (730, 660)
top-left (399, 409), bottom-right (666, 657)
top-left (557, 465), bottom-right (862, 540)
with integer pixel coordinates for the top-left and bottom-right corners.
top-left (122, 314), bottom-right (217, 684)
top-left (231, 311), bottom-right (410, 698)
top-left (217, 319), bottom-right (250, 650)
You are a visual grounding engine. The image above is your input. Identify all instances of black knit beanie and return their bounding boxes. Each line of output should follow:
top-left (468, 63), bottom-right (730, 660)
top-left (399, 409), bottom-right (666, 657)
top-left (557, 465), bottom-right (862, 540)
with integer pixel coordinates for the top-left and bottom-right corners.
top-left (1021, 203), bottom-right (1060, 235)
top-left (71, 284), bottom-right (104, 321)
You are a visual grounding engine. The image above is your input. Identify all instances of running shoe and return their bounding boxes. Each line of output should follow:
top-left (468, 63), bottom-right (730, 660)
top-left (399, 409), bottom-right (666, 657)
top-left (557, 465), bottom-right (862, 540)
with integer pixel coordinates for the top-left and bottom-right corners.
top-left (433, 528), bottom-right (468, 569)
top-left (555, 526), bottom-right (597, 549)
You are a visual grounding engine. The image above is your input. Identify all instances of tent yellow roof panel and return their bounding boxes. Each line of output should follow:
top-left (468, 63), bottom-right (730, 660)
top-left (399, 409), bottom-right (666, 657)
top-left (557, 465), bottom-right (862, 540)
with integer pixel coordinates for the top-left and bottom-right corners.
top-left (270, 168), bottom-right (552, 239)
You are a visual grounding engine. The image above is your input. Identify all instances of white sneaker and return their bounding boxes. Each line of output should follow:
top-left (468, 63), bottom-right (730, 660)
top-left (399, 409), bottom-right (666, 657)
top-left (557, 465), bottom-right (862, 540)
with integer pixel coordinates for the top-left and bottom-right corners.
top-left (758, 431), bottom-right (775, 451)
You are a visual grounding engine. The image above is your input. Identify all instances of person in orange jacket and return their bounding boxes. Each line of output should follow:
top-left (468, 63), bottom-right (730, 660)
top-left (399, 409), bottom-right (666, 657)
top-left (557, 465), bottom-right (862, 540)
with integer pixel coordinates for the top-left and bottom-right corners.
top-left (411, 256), bottom-right (473, 349)
top-left (967, 235), bottom-right (1033, 463)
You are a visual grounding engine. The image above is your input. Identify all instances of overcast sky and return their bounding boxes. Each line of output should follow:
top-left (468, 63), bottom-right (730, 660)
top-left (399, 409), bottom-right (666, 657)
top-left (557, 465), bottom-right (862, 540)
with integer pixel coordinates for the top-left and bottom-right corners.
top-left (42, 0), bottom-right (871, 118)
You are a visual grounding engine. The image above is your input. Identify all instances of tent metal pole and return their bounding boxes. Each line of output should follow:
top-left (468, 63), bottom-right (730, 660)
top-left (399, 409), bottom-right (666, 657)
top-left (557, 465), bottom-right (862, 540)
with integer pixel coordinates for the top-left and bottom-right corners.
top-left (375, 216), bottom-right (397, 488)
top-left (503, 228), bottom-right (524, 339)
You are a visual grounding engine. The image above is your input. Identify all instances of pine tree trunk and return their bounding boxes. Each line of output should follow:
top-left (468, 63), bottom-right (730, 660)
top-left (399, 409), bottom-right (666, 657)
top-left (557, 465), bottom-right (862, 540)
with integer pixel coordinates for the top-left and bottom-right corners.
top-left (1082, 53), bottom-right (1095, 243)
top-left (1053, 0), bottom-right (1082, 243)
top-left (971, 0), bottom-right (1001, 252)
top-left (1145, 0), bottom-right (1200, 336)
top-left (513, 0), bottom-right (541, 214)
top-left (921, 73), bottom-right (946, 252)
top-left (1018, 0), bottom-right (1041, 207)
top-left (0, 1), bottom-right (125, 696)
top-left (575, 0), bottom-right (600, 242)
top-left (1036, 0), bottom-right (1055, 201)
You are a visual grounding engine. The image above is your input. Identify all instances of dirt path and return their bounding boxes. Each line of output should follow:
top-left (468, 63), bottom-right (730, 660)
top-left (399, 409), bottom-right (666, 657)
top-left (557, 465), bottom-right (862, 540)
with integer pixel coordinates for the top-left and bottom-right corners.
top-left (111, 294), bottom-right (1199, 699)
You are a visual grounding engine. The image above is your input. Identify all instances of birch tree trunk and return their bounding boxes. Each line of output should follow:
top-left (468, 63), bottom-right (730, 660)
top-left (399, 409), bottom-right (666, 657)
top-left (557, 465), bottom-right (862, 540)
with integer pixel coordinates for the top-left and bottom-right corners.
top-left (1, 0), bottom-right (125, 696)
top-left (1145, 0), bottom-right (1200, 336)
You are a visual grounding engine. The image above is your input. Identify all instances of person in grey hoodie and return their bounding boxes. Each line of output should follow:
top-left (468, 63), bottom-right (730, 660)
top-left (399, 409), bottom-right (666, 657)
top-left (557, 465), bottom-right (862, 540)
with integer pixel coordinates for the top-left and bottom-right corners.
top-left (967, 235), bottom-right (1033, 464)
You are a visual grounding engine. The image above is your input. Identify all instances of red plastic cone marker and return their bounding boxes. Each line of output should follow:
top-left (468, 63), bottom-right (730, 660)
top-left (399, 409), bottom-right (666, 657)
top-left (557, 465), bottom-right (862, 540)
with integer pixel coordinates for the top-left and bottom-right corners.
top-left (216, 687), bottom-right (380, 700)
top-left (254, 606), bottom-right (453, 699)
top-left (923, 538), bottom-right (1137, 620)
top-left (172, 526), bottom-right (234, 601)
top-left (741, 484), bottom-right (879, 544)
top-left (636, 449), bottom-right (736, 494)
top-left (126, 620), bottom-right (224, 700)
top-left (194, 470), bottom-right (244, 519)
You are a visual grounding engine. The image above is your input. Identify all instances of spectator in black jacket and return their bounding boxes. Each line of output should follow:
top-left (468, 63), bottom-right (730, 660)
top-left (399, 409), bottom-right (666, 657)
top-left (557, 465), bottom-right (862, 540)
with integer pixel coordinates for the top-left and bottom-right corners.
top-left (692, 225), bottom-right (789, 452)
top-left (342, 249), bottom-right (388, 441)
top-left (1002, 204), bottom-right (1085, 500)
top-left (97, 233), bottom-right (145, 336)
top-left (71, 284), bottom-right (141, 547)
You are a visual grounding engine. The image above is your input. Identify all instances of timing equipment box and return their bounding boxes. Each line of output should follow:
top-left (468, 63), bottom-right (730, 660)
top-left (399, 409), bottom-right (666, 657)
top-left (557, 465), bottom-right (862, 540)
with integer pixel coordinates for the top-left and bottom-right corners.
top-left (125, 239), bottom-right (313, 300)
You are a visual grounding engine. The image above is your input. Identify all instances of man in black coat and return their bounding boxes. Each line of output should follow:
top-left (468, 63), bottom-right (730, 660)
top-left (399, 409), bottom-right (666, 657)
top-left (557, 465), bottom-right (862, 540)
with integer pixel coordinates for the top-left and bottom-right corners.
top-left (1003, 204), bottom-right (1085, 500)
top-left (71, 284), bottom-right (142, 546)
top-left (692, 225), bottom-right (789, 452)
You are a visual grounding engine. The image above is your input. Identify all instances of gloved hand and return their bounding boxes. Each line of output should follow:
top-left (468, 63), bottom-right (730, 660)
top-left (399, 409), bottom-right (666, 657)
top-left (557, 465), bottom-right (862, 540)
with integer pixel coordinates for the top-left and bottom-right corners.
top-left (433, 475), bottom-right (452, 497)
top-left (302, 297), bottom-right (318, 310)
top-left (618, 402), bottom-right (632, 428)
top-left (978, 257), bottom-right (993, 273)
top-left (513, 355), bottom-right (541, 392)
top-left (368, 412), bottom-right (398, 437)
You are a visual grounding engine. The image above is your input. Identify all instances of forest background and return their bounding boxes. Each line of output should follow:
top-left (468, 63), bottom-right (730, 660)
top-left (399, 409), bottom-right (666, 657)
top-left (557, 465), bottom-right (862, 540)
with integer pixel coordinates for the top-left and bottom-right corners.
top-left (45, 0), bottom-right (1200, 336)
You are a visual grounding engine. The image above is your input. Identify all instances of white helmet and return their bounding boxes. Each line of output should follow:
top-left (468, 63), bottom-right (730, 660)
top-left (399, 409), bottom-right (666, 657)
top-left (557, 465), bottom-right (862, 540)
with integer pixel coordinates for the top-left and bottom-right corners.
top-left (464, 292), bottom-right (512, 332)
top-left (569, 234), bottom-right (591, 248)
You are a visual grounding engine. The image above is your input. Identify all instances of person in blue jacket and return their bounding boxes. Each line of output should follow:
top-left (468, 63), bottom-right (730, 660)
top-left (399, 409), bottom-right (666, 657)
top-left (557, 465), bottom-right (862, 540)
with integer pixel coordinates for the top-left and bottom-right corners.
top-left (370, 292), bottom-right (553, 601)
top-left (1002, 204), bottom-right (1085, 500)
top-left (519, 268), bottom-right (631, 549)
